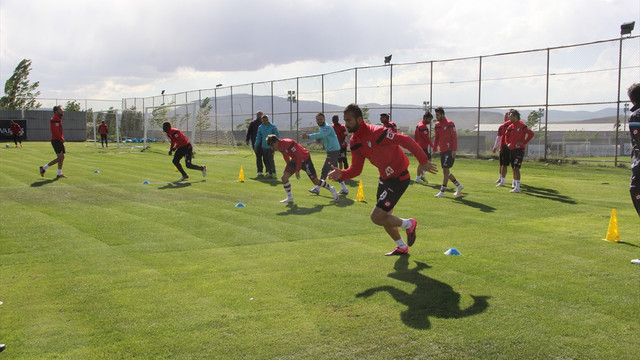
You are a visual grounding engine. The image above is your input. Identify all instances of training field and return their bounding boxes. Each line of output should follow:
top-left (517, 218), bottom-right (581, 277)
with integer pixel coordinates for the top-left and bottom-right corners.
top-left (1, 142), bottom-right (638, 359)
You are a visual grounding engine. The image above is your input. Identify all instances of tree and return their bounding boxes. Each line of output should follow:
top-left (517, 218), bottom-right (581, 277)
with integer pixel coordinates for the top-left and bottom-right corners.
top-left (64, 100), bottom-right (81, 111)
top-left (526, 110), bottom-right (541, 131)
top-left (0, 59), bottom-right (42, 110)
top-left (362, 106), bottom-right (370, 123)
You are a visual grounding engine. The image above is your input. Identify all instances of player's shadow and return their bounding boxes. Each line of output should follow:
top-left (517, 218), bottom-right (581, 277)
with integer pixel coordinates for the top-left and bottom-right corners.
top-left (452, 197), bottom-right (497, 213)
top-left (276, 202), bottom-right (327, 216)
top-left (356, 256), bottom-right (490, 330)
top-left (30, 178), bottom-right (59, 187)
top-left (252, 177), bottom-right (281, 187)
top-left (157, 180), bottom-right (204, 189)
top-left (520, 184), bottom-right (577, 204)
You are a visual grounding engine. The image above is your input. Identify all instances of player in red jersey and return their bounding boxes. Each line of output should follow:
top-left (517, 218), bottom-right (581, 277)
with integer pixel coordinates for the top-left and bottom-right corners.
top-left (505, 110), bottom-right (535, 193)
top-left (433, 107), bottom-right (464, 197)
top-left (162, 121), bottom-right (206, 181)
top-left (10, 120), bottom-right (22, 147)
top-left (98, 120), bottom-right (108, 148)
top-left (414, 111), bottom-right (434, 182)
top-left (328, 104), bottom-right (437, 256)
top-left (492, 111), bottom-right (512, 187)
top-left (332, 115), bottom-right (349, 169)
top-left (267, 134), bottom-right (338, 203)
top-left (39, 106), bottom-right (67, 179)
top-left (380, 113), bottom-right (398, 133)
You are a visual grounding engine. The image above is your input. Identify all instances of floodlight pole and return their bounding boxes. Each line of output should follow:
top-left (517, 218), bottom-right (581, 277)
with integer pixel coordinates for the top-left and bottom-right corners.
top-left (287, 90), bottom-right (296, 131)
top-left (615, 35), bottom-right (623, 167)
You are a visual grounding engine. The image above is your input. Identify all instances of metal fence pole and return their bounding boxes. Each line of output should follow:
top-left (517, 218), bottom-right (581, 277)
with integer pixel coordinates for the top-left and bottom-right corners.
top-left (615, 36), bottom-right (624, 167)
top-left (544, 48), bottom-right (550, 161)
top-left (476, 56), bottom-right (482, 156)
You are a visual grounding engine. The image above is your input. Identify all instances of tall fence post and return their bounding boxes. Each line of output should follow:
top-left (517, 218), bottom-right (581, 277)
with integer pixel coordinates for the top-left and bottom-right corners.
top-left (476, 56), bottom-right (482, 157)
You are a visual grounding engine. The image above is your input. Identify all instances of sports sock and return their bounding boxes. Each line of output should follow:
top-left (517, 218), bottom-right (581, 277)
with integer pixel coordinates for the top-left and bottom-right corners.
top-left (319, 179), bottom-right (330, 190)
top-left (340, 181), bottom-right (347, 191)
top-left (57, 169), bottom-right (62, 175)
top-left (453, 180), bottom-right (461, 187)
top-left (394, 238), bottom-right (408, 249)
top-left (440, 185), bottom-right (446, 192)
top-left (415, 176), bottom-right (421, 182)
top-left (283, 181), bottom-right (293, 199)
top-left (400, 219), bottom-right (412, 230)
top-left (43, 164), bottom-right (49, 170)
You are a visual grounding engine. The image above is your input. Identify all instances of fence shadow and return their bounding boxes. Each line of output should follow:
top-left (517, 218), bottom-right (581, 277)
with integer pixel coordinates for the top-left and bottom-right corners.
top-left (520, 184), bottom-right (577, 204)
top-left (356, 256), bottom-right (490, 330)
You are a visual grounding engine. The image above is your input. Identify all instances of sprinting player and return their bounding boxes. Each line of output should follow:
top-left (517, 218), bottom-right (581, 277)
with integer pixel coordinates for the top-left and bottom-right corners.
top-left (433, 107), bottom-right (464, 197)
top-left (505, 110), bottom-right (535, 193)
top-left (380, 113), bottom-right (398, 133)
top-left (254, 114), bottom-right (280, 178)
top-left (302, 113), bottom-right (349, 195)
top-left (245, 111), bottom-right (267, 176)
top-left (628, 83), bottom-right (640, 265)
top-left (492, 111), bottom-right (511, 187)
top-left (98, 120), bottom-right (108, 148)
top-left (10, 120), bottom-right (22, 147)
top-left (39, 106), bottom-right (67, 179)
top-left (266, 134), bottom-right (338, 203)
top-left (414, 111), bottom-right (434, 182)
top-left (327, 104), bottom-right (437, 256)
top-left (331, 114), bottom-right (349, 169)
top-left (162, 121), bottom-right (206, 181)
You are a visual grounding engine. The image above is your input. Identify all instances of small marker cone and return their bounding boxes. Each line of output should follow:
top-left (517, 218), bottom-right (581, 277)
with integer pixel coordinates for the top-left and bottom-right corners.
top-left (238, 166), bottom-right (245, 182)
top-left (444, 248), bottom-right (461, 255)
top-left (142, 180), bottom-right (149, 184)
top-left (94, 170), bottom-right (100, 173)
top-left (603, 209), bottom-right (620, 242)
top-left (356, 180), bottom-right (365, 202)
top-left (235, 202), bottom-right (246, 207)
top-left (174, 167), bottom-right (179, 172)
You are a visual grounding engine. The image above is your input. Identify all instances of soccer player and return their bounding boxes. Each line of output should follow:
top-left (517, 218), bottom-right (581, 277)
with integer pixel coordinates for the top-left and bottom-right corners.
top-left (39, 106), bottom-right (67, 179)
top-left (414, 111), bottom-right (434, 182)
top-left (254, 115), bottom-right (280, 178)
top-left (10, 120), bottom-right (22, 147)
top-left (302, 113), bottom-right (349, 195)
top-left (267, 134), bottom-right (338, 203)
top-left (433, 107), bottom-right (464, 197)
top-left (162, 121), bottom-right (206, 181)
top-left (505, 110), bottom-right (535, 193)
top-left (331, 114), bottom-right (349, 169)
top-left (492, 111), bottom-right (512, 187)
top-left (380, 113), bottom-right (398, 133)
top-left (629, 83), bottom-right (640, 265)
top-left (327, 104), bottom-right (437, 256)
top-left (98, 120), bottom-right (108, 148)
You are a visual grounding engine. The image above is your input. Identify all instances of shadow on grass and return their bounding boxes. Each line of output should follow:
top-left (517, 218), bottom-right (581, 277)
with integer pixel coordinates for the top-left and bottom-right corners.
top-left (30, 178), bottom-right (59, 187)
top-left (356, 256), bottom-right (490, 330)
top-left (452, 197), bottom-right (497, 213)
top-left (618, 241), bottom-right (640, 248)
top-left (276, 194), bottom-right (354, 215)
top-left (157, 180), bottom-right (205, 190)
top-left (520, 184), bottom-right (577, 204)
top-left (251, 176), bottom-right (281, 187)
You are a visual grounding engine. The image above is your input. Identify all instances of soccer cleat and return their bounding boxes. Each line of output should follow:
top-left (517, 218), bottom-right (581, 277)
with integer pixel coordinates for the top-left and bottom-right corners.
top-left (385, 246), bottom-right (409, 256)
top-left (329, 186), bottom-right (339, 201)
top-left (280, 197), bottom-right (293, 203)
top-left (495, 178), bottom-right (501, 184)
top-left (406, 218), bottom-right (418, 246)
top-left (308, 187), bottom-right (320, 195)
top-left (510, 187), bottom-right (520, 193)
top-left (257, 172), bottom-right (263, 176)
top-left (202, 166), bottom-right (207, 177)
top-left (56, 174), bottom-right (67, 179)
top-left (338, 188), bottom-right (349, 195)
top-left (178, 175), bottom-right (189, 181)
top-left (454, 185), bottom-right (464, 196)
top-left (496, 182), bottom-right (505, 187)
top-left (434, 191), bottom-right (445, 198)
top-left (415, 177), bottom-right (422, 182)
top-left (39, 166), bottom-right (45, 177)
top-left (631, 259), bottom-right (640, 265)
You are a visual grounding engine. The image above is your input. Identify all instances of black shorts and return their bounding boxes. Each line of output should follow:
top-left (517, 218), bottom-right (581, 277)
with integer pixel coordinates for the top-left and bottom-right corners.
top-left (422, 148), bottom-right (432, 160)
top-left (174, 144), bottom-right (194, 164)
top-left (376, 171), bottom-right (410, 212)
top-left (510, 148), bottom-right (525, 168)
top-left (440, 151), bottom-right (455, 169)
top-left (51, 140), bottom-right (65, 154)
top-left (499, 145), bottom-right (511, 166)
top-left (286, 157), bottom-right (318, 180)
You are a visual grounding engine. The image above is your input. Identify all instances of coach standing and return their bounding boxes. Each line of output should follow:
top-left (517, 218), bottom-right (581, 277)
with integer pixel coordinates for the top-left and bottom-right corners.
top-left (39, 105), bottom-right (67, 179)
top-left (246, 111), bottom-right (266, 176)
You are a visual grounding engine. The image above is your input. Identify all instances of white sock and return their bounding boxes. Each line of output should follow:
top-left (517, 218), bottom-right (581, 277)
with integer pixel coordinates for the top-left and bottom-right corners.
top-left (400, 219), bottom-right (412, 230)
top-left (340, 181), bottom-right (347, 191)
top-left (395, 238), bottom-right (407, 249)
top-left (57, 169), bottom-right (62, 175)
top-left (43, 164), bottom-right (49, 170)
top-left (283, 181), bottom-right (293, 199)
top-left (415, 176), bottom-right (421, 182)
top-left (514, 180), bottom-right (520, 188)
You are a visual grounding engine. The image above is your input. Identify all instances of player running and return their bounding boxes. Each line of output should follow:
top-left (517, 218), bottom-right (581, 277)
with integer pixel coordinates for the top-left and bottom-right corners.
top-left (328, 104), bottom-right (437, 256)
top-left (267, 134), bottom-right (338, 203)
top-left (162, 121), bottom-right (206, 181)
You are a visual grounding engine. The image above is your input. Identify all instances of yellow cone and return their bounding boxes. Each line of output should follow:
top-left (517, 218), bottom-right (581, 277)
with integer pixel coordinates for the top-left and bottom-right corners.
top-left (238, 166), bottom-right (245, 182)
top-left (603, 209), bottom-right (620, 242)
top-left (356, 180), bottom-right (365, 202)
top-left (174, 166), bottom-right (179, 172)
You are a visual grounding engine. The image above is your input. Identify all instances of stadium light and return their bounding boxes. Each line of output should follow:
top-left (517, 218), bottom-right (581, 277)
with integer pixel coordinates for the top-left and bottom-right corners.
top-left (287, 90), bottom-right (296, 131)
top-left (615, 21), bottom-right (634, 166)
top-left (621, 21), bottom-right (635, 36)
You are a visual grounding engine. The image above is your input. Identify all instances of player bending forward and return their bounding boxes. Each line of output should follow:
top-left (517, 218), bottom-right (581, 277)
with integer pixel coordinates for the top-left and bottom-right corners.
top-left (163, 121), bottom-right (206, 181)
top-left (328, 104), bottom-right (437, 256)
top-left (267, 134), bottom-right (338, 203)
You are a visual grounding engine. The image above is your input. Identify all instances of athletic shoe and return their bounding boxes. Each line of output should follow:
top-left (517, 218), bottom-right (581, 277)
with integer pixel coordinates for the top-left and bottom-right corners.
top-left (202, 166), bottom-right (207, 177)
top-left (308, 187), bottom-right (320, 195)
top-left (257, 172), bottom-right (263, 176)
top-left (178, 175), bottom-right (189, 181)
top-left (406, 218), bottom-right (418, 246)
top-left (510, 187), bottom-right (520, 193)
top-left (338, 188), bottom-right (349, 195)
top-left (56, 174), bottom-right (67, 179)
top-left (454, 185), bottom-right (464, 196)
top-left (329, 186), bottom-right (339, 201)
top-left (0, 344), bottom-right (5, 353)
top-left (496, 182), bottom-right (505, 187)
top-left (495, 178), bottom-right (501, 184)
top-left (280, 197), bottom-right (293, 203)
top-left (631, 259), bottom-right (640, 265)
top-left (415, 177), bottom-right (422, 182)
top-left (385, 246), bottom-right (409, 256)
top-left (434, 191), bottom-right (445, 198)
top-left (39, 166), bottom-right (45, 177)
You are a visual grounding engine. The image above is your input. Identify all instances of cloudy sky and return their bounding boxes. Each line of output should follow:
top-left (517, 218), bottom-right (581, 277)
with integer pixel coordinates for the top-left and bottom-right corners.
top-left (1, 0), bottom-right (638, 104)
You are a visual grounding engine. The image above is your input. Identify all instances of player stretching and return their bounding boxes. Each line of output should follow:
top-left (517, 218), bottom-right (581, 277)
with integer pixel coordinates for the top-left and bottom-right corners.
top-left (328, 104), bottom-right (437, 256)
top-left (267, 135), bottom-right (338, 203)
top-left (162, 121), bottom-right (206, 181)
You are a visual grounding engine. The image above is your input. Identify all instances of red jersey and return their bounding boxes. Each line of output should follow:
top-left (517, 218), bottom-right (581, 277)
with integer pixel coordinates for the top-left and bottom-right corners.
top-left (433, 118), bottom-right (457, 152)
top-left (497, 121), bottom-right (510, 147)
top-left (341, 122), bottom-right (429, 181)
top-left (277, 138), bottom-right (310, 172)
top-left (10, 122), bottom-right (22, 135)
top-left (50, 113), bottom-right (64, 141)
top-left (332, 123), bottom-right (348, 149)
top-left (414, 121), bottom-right (433, 150)
top-left (98, 123), bottom-right (108, 135)
top-left (505, 121), bottom-right (535, 150)
top-left (166, 127), bottom-right (190, 149)
top-left (383, 121), bottom-right (398, 133)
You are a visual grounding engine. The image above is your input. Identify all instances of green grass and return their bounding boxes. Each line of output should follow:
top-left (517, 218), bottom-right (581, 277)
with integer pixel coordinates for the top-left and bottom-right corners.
top-left (1, 141), bottom-right (639, 360)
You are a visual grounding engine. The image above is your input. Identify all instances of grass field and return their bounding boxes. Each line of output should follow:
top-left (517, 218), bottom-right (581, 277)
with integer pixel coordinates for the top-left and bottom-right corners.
top-left (1, 141), bottom-right (639, 359)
